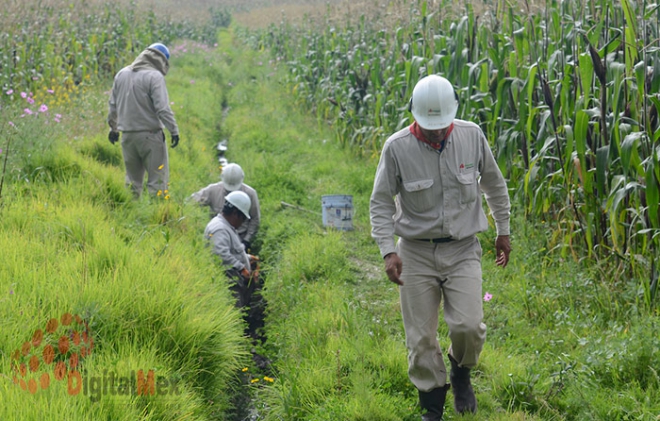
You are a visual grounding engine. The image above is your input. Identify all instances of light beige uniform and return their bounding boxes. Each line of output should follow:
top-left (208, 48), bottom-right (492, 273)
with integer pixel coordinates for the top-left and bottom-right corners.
top-left (192, 182), bottom-right (261, 243)
top-left (204, 214), bottom-right (253, 307)
top-left (204, 215), bottom-right (250, 273)
top-left (370, 120), bottom-right (510, 392)
top-left (108, 49), bottom-right (179, 197)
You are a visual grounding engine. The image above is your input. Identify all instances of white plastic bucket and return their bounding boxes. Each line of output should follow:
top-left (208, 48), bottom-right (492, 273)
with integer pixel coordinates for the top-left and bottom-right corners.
top-left (322, 195), bottom-right (354, 231)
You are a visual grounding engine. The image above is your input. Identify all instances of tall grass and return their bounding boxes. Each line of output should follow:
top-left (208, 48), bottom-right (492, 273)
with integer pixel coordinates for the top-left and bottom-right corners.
top-left (0, 152), bottom-right (249, 419)
top-left (0, 3), bottom-right (247, 418)
top-left (239, 0), bottom-right (660, 302)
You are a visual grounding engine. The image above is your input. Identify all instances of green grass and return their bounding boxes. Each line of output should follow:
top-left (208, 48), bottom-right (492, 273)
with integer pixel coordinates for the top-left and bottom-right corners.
top-left (1, 6), bottom-right (660, 421)
top-left (0, 36), bottom-right (248, 420)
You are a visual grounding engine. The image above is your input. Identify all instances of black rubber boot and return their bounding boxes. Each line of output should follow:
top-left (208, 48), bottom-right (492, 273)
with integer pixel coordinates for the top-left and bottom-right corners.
top-left (449, 355), bottom-right (477, 414)
top-left (418, 384), bottom-right (450, 421)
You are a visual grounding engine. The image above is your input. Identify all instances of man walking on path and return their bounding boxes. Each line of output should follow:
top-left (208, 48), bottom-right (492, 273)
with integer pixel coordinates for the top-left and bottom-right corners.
top-left (192, 163), bottom-right (261, 252)
top-left (369, 74), bottom-right (511, 420)
top-left (107, 42), bottom-right (180, 198)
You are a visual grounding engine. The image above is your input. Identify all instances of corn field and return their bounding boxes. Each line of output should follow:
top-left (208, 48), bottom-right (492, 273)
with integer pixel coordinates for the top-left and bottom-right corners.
top-left (240, 0), bottom-right (660, 298)
top-left (0, 0), bottom-right (231, 200)
top-left (0, 0), bottom-right (230, 95)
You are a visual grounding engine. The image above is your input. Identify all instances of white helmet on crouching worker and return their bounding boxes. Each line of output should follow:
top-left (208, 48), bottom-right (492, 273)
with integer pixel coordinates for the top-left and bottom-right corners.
top-left (225, 191), bottom-right (251, 219)
top-left (409, 75), bottom-right (458, 130)
top-left (221, 163), bottom-right (245, 191)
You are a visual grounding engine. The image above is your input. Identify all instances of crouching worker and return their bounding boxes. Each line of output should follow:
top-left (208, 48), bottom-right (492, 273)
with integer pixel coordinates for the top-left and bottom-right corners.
top-left (204, 191), bottom-right (265, 341)
top-left (204, 191), bottom-right (255, 306)
top-left (191, 163), bottom-right (261, 253)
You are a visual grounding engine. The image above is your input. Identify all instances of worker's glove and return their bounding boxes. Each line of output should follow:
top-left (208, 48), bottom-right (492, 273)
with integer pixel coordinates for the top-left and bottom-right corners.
top-left (108, 131), bottom-right (120, 145)
top-left (171, 134), bottom-right (180, 148)
top-left (248, 255), bottom-right (260, 279)
top-left (242, 240), bottom-right (251, 252)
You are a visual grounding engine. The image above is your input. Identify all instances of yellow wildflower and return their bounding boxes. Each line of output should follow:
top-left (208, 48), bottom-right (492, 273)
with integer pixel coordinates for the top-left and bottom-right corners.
top-left (241, 367), bottom-right (248, 372)
top-left (264, 376), bottom-right (274, 383)
top-left (157, 190), bottom-right (162, 196)
top-left (158, 164), bottom-right (164, 170)
top-left (250, 378), bottom-right (260, 383)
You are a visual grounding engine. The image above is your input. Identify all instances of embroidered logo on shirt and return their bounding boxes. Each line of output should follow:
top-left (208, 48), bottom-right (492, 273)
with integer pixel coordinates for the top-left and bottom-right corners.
top-left (460, 163), bottom-right (474, 171)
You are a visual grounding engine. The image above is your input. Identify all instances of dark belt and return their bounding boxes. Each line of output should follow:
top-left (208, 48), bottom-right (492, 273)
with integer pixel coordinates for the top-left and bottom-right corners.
top-left (416, 237), bottom-right (454, 243)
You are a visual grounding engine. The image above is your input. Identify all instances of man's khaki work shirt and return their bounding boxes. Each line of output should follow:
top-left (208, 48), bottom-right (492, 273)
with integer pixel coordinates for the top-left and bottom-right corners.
top-left (204, 214), bottom-right (250, 272)
top-left (370, 119), bottom-right (511, 258)
top-left (107, 49), bottom-right (179, 135)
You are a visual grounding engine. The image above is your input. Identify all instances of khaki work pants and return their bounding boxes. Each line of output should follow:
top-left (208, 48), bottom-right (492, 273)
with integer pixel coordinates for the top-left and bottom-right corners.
top-left (121, 130), bottom-right (169, 197)
top-left (397, 235), bottom-right (486, 392)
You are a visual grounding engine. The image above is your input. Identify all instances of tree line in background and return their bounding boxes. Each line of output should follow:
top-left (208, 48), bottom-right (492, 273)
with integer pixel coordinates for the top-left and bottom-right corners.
top-left (240, 0), bottom-right (660, 306)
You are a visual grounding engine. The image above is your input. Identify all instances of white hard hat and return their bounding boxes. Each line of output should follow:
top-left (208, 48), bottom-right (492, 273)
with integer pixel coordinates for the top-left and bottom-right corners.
top-left (225, 191), bottom-right (251, 219)
top-left (221, 163), bottom-right (244, 191)
top-left (410, 75), bottom-right (458, 130)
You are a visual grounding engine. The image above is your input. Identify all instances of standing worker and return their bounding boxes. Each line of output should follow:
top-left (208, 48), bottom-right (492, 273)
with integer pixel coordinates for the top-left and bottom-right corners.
top-left (192, 163), bottom-right (260, 251)
top-left (369, 74), bottom-right (511, 420)
top-left (107, 42), bottom-right (180, 198)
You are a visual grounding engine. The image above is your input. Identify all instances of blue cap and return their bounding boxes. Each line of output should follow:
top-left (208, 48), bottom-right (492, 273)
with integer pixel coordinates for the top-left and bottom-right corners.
top-left (148, 43), bottom-right (170, 60)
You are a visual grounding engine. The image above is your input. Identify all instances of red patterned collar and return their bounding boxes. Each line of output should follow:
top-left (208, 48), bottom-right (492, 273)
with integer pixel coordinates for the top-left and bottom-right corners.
top-left (409, 121), bottom-right (454, 150)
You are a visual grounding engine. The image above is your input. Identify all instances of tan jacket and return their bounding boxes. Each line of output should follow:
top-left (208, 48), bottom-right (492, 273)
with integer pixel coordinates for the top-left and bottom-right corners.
top-left (107, 49), bottom-right (179, 135)
top-left (191, 182), bottom-right (261, 243)
top-left (370, 120), bottom-right (510, 258)
top-left (204, 214), bottom-right (250, 272)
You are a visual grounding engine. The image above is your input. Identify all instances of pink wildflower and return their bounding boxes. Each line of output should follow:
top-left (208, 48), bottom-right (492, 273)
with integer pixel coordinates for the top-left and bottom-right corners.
top-left (24, 108), bottom-right (33, 115)
top-left (47, 89), bottom-right (54, 94)
top-left (6, 89), bottom-right (13, 95)
top-left (27, 97), bottom-right (35, 104)
top-left (55, 114), bottom-right (62, 119)
top-left (39, 104), bottom-right (48, 113)
top-left (483, 292), bottom-right (493, 302)
top-left (20, 92), bottom-right (27, 98)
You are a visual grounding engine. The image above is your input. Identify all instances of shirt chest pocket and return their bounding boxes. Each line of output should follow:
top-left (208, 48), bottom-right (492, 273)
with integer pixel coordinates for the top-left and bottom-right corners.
top-left (457, 171), bottom-right (478, 204)
top-left (230, 240), bottom-right (245, 255)
top-left (401, 179), bottom-right (435, 212)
